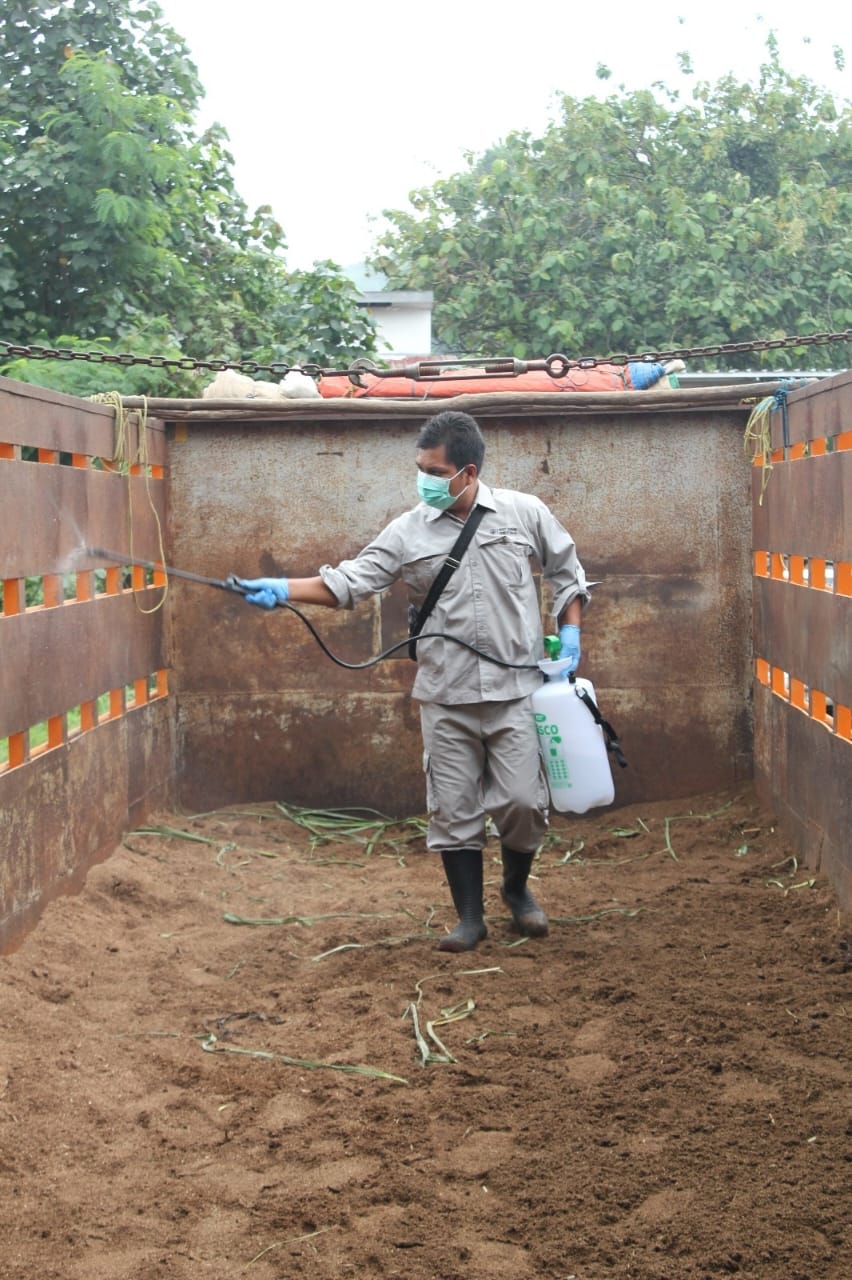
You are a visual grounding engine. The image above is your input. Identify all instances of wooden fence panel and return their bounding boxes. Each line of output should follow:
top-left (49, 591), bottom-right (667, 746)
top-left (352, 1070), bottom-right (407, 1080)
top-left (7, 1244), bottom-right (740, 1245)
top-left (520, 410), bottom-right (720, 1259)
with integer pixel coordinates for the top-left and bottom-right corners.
top-left (754, 578), bottom-right (852, 707)
top-left (768, 369), bottom-right (852, 449)
top-left (751, 450), bottom-right (851, 560)
top-left (0, 461), bottom-right (167, 577)
top-left (753, 371), bottom-right (852, 909)
top-left (0, 594), bottom-right (168, 738)
top-left (0, 376), bottom-right (167, 464)
top-left (0, 381), bottom-right (172, 951)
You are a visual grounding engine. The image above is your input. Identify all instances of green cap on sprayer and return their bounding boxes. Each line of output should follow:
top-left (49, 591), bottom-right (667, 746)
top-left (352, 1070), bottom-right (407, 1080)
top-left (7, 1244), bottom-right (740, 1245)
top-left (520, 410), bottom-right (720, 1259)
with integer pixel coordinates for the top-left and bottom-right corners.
top-left (543, 634), bottom-right (561, 660)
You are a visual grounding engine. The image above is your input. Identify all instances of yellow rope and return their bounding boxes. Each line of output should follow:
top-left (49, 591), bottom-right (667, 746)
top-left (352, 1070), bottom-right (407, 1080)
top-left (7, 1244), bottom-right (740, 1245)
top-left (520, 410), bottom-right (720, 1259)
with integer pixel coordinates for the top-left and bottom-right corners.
top-left (743, 395), bottom-right (774, 506)
top-left (743, 382), bottom-right (806, 506)
top-left (89, 391), bottom-right (168, 612)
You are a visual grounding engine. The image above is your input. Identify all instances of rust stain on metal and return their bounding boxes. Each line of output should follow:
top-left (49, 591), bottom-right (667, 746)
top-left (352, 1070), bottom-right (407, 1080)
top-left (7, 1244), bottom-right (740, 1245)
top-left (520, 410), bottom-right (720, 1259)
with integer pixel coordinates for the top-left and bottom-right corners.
top-left (0, 705), bottom-right (172, 953)
top-left (754, 683), bottom-right (852, 911)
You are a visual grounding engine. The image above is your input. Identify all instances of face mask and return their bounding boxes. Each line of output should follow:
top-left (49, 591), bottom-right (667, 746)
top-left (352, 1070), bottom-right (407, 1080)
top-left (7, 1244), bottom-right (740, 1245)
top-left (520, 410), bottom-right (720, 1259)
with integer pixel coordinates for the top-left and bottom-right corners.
top-left (417, 466), bottom-right (469, 511)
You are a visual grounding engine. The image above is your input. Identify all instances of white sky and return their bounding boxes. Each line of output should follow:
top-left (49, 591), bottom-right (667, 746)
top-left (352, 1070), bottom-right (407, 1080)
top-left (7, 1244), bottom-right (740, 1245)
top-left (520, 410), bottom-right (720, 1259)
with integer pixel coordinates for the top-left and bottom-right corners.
top-left (158, 0), bottom-right (851, 271)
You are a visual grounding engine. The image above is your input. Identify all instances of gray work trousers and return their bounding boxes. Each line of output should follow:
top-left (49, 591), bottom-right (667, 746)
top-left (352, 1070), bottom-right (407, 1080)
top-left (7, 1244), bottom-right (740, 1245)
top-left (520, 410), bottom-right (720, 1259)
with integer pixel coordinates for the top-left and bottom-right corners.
top-left (419, 696), bottom-right (549, 853)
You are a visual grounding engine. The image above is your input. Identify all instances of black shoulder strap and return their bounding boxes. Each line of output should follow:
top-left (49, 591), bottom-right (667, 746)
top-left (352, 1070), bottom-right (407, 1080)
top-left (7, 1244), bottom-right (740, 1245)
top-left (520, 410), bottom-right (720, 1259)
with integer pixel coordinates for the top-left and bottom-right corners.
top-left (408, 505), bottom-right (486, 660)
top-left (573, 679), bottom-right (629, 768)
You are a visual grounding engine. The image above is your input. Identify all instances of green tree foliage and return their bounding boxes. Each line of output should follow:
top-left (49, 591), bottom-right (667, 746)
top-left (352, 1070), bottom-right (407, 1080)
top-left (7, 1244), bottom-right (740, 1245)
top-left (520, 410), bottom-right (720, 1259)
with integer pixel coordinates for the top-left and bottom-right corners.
top-left (0, 0), bottom-right (375, 393)
top-left (372, 47), bottom-right (851, 369)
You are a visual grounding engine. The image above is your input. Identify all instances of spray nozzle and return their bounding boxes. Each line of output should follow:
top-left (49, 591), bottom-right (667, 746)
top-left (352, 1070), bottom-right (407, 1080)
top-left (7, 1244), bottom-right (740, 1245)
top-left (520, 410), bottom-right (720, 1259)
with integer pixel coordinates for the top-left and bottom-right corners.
top-left (543, 634), bottom-right (561, 660)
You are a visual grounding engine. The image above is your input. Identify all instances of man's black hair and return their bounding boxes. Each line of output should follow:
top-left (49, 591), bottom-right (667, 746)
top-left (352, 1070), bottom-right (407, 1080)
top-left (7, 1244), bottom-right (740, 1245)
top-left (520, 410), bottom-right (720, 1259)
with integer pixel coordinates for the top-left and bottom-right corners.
top-left (416, 411), bottom-right (485, 472)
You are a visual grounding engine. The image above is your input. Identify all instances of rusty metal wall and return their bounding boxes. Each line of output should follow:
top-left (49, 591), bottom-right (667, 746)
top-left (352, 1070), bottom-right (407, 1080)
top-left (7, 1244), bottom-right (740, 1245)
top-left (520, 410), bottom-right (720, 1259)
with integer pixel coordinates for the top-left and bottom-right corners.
top-left (752, 371), bottom-right (852, 910)
top-left (0, 379), bottom-right (173, 952)
top-left (4, 368), bottom-right (844, 942)
top-left (167, 399), bottom-right (755, 817)
top-left (0, 702), bottom-right (173, 946)
top-left (7, 374), bottom-right (850, 947)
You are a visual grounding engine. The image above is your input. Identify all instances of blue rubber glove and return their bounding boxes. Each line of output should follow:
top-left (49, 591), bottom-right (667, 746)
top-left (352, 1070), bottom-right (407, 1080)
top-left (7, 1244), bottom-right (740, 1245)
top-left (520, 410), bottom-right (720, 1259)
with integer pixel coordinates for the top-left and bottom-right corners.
top-left (236, 576), bottom-right (290, 610)
top-left (558, 623), bottom-right (581, 673)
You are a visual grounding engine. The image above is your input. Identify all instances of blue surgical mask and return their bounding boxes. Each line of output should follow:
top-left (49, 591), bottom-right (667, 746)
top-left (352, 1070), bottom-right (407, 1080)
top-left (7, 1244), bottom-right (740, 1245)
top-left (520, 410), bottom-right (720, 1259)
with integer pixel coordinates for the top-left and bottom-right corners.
top-left (417, 466), bottom-right (469, 510)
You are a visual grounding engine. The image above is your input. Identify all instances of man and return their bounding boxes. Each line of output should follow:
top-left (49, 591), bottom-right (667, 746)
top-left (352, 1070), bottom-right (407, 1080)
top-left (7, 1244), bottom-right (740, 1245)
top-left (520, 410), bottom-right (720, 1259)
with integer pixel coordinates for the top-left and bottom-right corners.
top-left (238, 410), bottom-right (589, 952)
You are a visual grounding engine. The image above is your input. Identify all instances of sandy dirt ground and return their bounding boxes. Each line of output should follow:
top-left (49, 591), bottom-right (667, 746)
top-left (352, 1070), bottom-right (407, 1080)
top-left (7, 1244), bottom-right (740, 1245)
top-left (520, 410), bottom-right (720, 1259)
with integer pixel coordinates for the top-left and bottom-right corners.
top-left (1, 784), bottom-right (849, 1280)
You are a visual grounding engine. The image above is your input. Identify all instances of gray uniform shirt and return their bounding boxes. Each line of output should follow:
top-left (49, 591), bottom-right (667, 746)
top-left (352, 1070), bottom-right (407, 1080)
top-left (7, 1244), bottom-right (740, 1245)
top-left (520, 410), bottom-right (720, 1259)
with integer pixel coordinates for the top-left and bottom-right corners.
top-left (319, 480), bottom-right (589, 705)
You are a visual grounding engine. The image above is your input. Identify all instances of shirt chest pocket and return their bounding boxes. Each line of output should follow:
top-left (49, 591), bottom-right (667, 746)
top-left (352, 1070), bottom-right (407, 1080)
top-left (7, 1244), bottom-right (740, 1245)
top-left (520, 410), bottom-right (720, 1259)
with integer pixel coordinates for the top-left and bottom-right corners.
top-left (479, 533), bottom-right (534, 587)
top-left (402, 553), bottom-right (445, 598)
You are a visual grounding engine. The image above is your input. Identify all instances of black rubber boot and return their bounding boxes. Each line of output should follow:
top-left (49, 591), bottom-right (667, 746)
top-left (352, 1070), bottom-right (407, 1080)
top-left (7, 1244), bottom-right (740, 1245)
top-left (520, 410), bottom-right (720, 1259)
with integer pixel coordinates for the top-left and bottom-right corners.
top-left (438, 848), bottom-right (487, 952)
top-left (500, 847), bottom-right (549, 937)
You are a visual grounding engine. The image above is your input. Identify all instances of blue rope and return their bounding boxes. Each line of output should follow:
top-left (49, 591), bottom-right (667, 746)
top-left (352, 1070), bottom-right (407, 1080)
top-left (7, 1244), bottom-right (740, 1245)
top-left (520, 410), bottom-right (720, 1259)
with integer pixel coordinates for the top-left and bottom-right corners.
top-left (771, 378), bottom-right (808, 450)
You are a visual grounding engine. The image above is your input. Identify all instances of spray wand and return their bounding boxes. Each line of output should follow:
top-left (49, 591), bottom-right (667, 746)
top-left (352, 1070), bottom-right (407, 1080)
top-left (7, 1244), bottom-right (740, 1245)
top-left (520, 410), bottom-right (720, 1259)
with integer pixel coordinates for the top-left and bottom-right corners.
top-left (85, 547), bottom-right (539, 672)
top-left (87, 547), bottom-right (249, 596)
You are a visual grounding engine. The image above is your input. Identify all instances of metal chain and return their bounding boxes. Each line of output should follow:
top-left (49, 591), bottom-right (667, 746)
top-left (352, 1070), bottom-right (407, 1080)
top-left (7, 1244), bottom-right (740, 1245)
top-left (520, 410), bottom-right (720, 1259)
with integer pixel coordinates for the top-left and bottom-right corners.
top-left (1, 329), bottom-right (849, 385)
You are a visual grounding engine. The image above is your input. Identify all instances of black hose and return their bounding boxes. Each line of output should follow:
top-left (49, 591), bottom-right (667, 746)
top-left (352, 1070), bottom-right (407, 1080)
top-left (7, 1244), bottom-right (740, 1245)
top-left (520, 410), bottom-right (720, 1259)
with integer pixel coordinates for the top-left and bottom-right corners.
top-left (88, 553), bottom-right (543, 671)
top-left (281, 600), bottom-right (539, 672)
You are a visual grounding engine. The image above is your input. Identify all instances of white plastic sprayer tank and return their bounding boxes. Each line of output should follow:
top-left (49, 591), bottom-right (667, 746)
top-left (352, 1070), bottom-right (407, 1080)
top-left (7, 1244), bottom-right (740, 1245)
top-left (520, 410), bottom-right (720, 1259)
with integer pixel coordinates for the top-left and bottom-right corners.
top-left (532, 658), bottom-right (615, 814)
